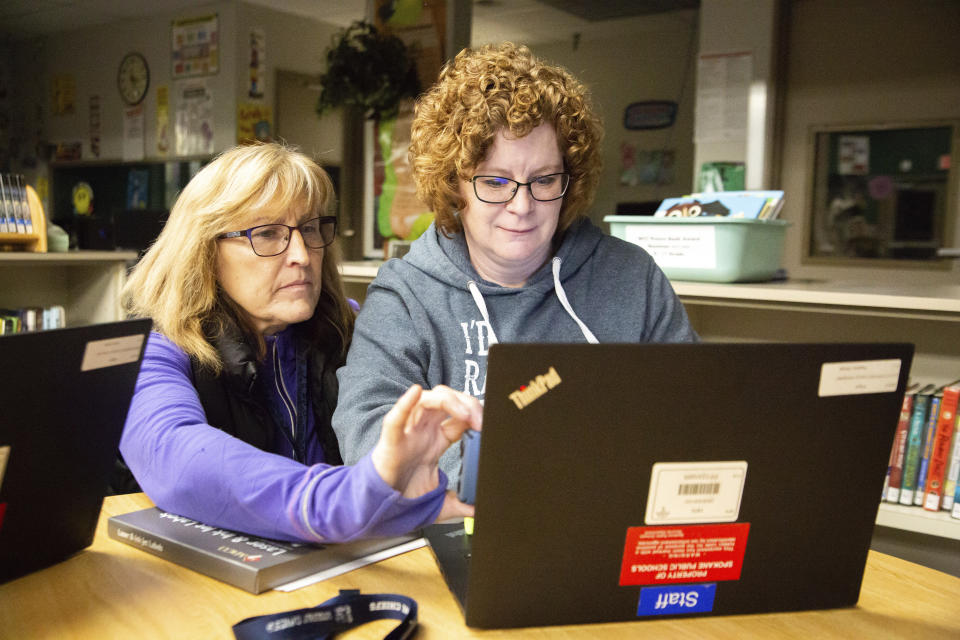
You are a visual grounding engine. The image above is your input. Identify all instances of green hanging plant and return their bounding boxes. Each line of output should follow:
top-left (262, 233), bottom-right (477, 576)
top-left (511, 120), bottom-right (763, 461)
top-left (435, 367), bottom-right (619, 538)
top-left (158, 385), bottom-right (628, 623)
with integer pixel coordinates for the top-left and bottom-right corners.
top-left (316, 20), bottom-right (421, 121)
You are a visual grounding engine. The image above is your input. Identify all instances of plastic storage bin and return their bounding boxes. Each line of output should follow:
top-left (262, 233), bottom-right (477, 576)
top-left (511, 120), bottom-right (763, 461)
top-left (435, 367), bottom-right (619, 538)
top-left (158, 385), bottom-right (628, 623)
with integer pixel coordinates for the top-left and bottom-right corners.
top-left (604, 215), bottom-right (790, 283)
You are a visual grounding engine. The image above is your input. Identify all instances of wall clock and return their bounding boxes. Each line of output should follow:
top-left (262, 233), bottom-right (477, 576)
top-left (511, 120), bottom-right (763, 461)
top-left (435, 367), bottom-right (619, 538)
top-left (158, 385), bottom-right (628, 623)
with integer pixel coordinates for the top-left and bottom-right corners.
top-left (117, 52), bottom-right (150, 106)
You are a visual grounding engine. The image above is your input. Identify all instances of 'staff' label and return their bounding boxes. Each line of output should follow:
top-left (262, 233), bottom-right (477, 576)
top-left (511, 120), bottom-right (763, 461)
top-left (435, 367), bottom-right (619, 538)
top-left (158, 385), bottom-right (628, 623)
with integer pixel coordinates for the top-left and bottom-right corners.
top-left (619, 523), bottom-right (750, 586)
top-left (637, 584), bottom-right (717, 616)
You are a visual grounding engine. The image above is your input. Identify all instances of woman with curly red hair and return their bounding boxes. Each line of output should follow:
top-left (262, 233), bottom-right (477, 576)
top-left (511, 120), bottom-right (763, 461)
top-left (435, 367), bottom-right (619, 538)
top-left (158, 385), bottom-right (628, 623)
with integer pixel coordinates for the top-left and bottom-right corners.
top-left (333, 43), bottom-right (696, 482)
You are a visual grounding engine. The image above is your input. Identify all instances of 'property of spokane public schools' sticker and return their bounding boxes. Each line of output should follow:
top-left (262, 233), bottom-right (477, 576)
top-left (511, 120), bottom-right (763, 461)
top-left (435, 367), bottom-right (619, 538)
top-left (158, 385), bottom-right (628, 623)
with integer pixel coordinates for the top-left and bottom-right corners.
top-left (645, 461), bottom-right (747, 525)
top-left (818, 359), bottom-right (902, 397)
top-left (81, 334), bottom-right (145, 371)
top-left (619, 523), bottom-right (750, 586)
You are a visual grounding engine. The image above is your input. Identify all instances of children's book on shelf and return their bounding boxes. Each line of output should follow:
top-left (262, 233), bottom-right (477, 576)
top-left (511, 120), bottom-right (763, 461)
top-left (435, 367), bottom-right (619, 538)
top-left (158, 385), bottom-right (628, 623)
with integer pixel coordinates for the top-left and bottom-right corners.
top-left (18, 176), bottom-right (33, 234)
top-left (953, 468), bottom-right (960, 519)
top-left (884, 392), bottom-right (915, 504)
top-left (107, 507), bottom-right (418, 594)
top-left (943, 411), bottom-right (960, 511)
top-left (914, 393), bottom-right (943, 505)
top-left (923, 385), bottom-right (960, 511)
top-left (0, 174), bottom-right (11, 233)
top-left (652, 190), bottom-right (784, 219)
top-left (899, 385), bottom-right (935, 505)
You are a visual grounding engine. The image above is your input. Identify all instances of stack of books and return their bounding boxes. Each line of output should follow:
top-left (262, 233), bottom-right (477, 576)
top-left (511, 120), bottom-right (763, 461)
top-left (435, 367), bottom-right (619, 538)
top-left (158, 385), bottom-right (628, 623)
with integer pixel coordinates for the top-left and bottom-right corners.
top-left (653, 190), bottom-right (784, 220)
top-left (883, 380), bottom-right (960, 518)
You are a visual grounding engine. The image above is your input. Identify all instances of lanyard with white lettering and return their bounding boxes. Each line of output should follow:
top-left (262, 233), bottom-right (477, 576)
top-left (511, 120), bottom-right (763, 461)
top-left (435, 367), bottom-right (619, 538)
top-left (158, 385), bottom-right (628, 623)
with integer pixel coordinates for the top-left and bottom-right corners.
top-left (232, 590), bottom-right (417, 640)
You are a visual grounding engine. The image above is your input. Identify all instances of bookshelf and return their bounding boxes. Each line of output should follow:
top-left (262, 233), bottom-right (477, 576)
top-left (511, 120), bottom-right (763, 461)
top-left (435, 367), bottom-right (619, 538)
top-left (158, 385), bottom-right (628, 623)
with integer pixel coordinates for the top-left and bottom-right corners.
top-left (876, 503), bottom-right (960, 540)
top-left (0, 251), bottom-right (138, 326)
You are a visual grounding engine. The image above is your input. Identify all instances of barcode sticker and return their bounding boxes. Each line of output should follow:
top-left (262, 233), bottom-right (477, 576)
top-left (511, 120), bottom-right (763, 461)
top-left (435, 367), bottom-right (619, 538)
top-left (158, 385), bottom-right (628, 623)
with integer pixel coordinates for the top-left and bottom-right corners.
top-left (645, 461), bottom-right (747, 525)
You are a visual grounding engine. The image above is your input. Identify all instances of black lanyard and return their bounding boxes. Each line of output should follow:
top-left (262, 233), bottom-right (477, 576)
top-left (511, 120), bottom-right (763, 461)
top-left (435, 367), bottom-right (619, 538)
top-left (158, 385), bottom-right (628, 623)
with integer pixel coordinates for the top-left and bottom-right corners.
top-left (233, 590), bottom-right (417, 640)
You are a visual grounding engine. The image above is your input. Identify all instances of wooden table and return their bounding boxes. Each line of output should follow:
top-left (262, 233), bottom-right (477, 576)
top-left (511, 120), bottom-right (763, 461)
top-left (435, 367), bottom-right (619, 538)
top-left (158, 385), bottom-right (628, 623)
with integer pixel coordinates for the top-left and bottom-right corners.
top-left (2, 493), bottom-right (959, 639)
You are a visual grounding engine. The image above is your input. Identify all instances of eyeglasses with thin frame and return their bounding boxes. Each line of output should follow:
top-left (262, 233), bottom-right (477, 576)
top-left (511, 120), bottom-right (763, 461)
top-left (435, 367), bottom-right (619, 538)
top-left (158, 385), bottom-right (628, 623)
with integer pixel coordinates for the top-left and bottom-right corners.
top-left (217, 216), bottom-right (337, 257)
top-left (470, 172), bottom-right (570, 204)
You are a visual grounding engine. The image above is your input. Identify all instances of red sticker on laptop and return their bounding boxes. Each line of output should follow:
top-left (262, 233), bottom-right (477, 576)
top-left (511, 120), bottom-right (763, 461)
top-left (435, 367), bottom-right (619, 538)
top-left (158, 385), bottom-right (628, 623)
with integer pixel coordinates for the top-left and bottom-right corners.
top-left (619, 523), bottom-right (750, 586)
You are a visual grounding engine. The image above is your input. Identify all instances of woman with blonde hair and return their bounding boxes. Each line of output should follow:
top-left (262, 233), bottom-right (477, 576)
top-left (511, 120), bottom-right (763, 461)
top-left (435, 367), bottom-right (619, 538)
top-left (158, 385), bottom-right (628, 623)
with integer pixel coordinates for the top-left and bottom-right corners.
top-left (333, 43), bottom-right (695, 481)
top-left (120, 142), bottom-right (481, 542)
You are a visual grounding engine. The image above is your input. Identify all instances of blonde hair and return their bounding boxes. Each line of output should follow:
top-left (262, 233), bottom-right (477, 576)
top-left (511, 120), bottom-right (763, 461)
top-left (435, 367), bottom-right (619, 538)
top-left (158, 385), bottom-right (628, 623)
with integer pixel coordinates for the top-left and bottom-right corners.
top-left (123, 142), bottom-right (353, 372)
top-left (409, 42), bottom-right (603, 235)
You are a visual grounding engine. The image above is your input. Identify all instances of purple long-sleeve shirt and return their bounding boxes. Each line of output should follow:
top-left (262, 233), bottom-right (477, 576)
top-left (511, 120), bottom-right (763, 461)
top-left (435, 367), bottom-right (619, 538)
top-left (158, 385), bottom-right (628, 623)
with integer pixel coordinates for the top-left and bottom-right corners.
top-left (119, 332), bottom-right (446, 542)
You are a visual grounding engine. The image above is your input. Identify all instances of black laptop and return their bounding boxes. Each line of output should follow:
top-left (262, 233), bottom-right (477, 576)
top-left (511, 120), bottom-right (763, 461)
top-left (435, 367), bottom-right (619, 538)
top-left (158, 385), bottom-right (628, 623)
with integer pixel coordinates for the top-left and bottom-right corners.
top-left (425, 342), bottom-right (913, 628)
top-left (0, 319), bottom-right (151, 583)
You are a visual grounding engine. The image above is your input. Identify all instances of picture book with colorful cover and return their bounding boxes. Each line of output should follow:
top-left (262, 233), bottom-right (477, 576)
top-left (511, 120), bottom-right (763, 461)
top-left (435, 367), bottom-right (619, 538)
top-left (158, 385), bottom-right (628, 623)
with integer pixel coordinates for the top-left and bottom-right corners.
top-left (884, 392), bottom-right (914, 504)
top-left (942, 411), bottom-right (960, 511)
top-left (653, 190), bottom-right (784, 219)
top-left (914, 394), bottom-right (942, 505)
top-left (922, 385), bottom-right (959, 511)
top-left (899, 386), bottom-right (935, 505)
top-left (108, 507), bottom-right (416, 594)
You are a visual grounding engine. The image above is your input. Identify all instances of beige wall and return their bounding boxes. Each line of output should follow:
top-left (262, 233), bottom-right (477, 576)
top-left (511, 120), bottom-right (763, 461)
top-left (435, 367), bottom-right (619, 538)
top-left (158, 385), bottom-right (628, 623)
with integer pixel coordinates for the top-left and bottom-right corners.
top-left (779, 0), bottom-right (960, 283)
top-left (36, 1), bottom-right (348, 165)
top-left (535, 12), bottom-right (699, 228)
top-left (41, 1), bottom-right (237, 162)
top-left (236, 2), bottom-right (345, 162)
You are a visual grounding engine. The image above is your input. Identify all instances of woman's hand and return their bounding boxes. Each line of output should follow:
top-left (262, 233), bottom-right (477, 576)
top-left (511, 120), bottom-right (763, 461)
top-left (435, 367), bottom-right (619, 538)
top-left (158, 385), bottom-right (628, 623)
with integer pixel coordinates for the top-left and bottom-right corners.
top-left (371, 384), bottom-right (482, 502)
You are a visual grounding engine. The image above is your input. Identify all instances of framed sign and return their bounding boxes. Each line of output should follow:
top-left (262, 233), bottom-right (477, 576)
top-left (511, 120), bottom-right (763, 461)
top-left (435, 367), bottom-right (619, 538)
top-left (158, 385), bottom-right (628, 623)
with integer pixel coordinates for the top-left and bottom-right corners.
top-left (623, 101), bottom-right (677, 130)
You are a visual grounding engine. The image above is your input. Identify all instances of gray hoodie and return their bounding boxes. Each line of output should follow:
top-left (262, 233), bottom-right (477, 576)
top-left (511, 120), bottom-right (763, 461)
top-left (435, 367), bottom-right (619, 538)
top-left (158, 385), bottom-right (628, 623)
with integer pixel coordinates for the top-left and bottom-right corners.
top-left (332, 217), bottom-right (698, 482)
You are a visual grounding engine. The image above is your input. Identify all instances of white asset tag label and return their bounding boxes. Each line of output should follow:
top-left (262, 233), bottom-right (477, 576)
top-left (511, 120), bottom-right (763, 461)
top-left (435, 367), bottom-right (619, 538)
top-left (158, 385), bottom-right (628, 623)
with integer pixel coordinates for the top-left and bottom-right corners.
top-left (624, 224), bottom-right (716, 269)
top-left (81, 334), bottom-right (145, 372)
top-left (645, 461), bottom-right (747, 525)
top-left (818, 359), bottom-right (902, 397)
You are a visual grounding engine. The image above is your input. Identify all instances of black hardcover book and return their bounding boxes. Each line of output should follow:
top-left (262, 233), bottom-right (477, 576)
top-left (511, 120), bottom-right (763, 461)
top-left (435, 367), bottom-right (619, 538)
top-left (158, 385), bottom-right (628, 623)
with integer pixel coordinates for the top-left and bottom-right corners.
top-left (108, 507), bottom-right (415, 594)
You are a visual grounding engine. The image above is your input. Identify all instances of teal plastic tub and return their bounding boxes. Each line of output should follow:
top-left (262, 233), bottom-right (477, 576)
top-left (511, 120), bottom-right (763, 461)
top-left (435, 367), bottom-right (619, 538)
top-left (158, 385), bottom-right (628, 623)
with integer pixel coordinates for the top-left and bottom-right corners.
top-left (604, 216), bottom-right (790, 283)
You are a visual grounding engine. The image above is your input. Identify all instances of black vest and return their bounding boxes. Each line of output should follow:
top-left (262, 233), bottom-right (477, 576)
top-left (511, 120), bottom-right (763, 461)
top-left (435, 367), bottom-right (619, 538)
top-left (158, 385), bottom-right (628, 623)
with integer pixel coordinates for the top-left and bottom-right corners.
top-left (190, 324), bottom-right (344, 465)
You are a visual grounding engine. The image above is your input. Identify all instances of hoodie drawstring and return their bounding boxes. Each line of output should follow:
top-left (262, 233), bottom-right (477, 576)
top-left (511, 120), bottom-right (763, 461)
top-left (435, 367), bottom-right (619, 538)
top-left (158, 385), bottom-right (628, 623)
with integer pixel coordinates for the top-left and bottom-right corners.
top-left (551, 257), bottom-right (599, 343)
top-left (466, 258), bottom-right (598, 344)
top-left (467, 280), bottom-right (500, 345)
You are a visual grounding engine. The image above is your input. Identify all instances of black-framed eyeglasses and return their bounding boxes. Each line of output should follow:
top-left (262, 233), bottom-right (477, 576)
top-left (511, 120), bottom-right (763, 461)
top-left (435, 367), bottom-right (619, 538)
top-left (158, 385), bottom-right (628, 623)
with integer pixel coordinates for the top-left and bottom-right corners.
top-left (217, 216), bottom-right (337, 257)
top-left (470, 172), bottom-right (570, 204)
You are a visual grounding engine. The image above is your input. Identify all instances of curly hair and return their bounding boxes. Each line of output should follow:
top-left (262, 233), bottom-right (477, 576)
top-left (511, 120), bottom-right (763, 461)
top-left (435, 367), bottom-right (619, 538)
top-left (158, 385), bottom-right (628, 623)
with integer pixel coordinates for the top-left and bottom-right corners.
top-left (123, 142), bottom-right (354, 372)
top-left (409, 42), bottom-right (603, 236)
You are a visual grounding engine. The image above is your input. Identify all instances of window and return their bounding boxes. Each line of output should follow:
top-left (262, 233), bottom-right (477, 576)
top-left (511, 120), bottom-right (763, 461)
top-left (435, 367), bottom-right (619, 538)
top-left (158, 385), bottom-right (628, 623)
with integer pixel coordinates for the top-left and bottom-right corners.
top-left (807, 123), bottom-right (957, 263)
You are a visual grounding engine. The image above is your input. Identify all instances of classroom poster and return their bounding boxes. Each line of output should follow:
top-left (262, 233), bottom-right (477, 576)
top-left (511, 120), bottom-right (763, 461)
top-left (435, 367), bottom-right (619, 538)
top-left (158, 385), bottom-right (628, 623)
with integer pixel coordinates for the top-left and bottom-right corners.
top-left (122, 104), bottom-right (145, 161)
top-left (695, 52), bottom-right (751, 143)
top-left (156, 86), bottom-right (170, 155)
top-left (237, 102), bottom-right (272, 144)
top-left (175, 79), bottom-right (214, 155)
top-left (172, 14), bottom-right (219, 78)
